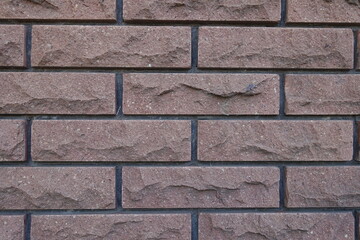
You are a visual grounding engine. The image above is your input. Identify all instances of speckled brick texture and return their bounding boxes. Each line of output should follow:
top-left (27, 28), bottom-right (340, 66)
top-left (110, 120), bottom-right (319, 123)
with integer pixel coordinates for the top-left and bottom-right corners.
top-left (0, 0), bottom-right (359, 239)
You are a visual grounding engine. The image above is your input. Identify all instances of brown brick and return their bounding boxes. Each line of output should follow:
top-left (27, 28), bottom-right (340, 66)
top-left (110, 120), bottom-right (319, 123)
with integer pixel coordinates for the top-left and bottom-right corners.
top-left (198, 27), bottom-right (353, 69)
top-left (285, 74), bottom-right (360, 115)
top-left (0, 73), bottom-right (115, 115)
top-left (286, 167), bottom-right (360, 208)
top-left (0, 25), bottom-right (25, 67)
top-left (32, 214), bottom-right (191, 240)
top-left (0, 167), bottom-right (115, 210)
top-left (0, 120), bottom-right (26, 162)
top-left (287, 0), bottom-right (360, 24)
top-left (32, 120), bottom-right (190, 162)
top-left (122, 167), bottom-right (279, 209)
top-left (0, 0), bottom-right (116, 21)
top-left (123, 0), bottom-right (280, 23)
top-left (0, 216), bottom-right (24, 240)
top-left (198, 120), bottom-right (353, 161)
top-left (32, 26), bottom-right (191, 69)
top-left (199, 213), bottom-right (354, 240)
top-left (123, 73), bottom-right (279, 115)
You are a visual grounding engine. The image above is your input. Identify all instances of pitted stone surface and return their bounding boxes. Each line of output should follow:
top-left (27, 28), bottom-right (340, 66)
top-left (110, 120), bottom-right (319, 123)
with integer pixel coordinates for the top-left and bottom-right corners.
top-left (122, 167), bottom-right (279, 208)
top-left (0, 25), bottom-right (25, 67)
top-left (124, 73), bottom-right (279, 115)
top-left (0, 120), bottom-right (26, 162)
top-left (32, 120), bottom-right (191, 162)
top-left (0, 167), bottom-right (115, 210)
top-left (0, 215), bottom-right (24, 240)
top-left (32, 214), bottom-right (191, 240)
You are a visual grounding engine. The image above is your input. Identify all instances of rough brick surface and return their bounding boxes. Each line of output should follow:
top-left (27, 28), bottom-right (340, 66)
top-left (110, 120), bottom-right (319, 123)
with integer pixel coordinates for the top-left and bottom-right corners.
top-left (0, 0), bottom-right (116, 21)
top-left (0, 25), bottom-right (25, 67)
top-left (0, 216), bottom-right (24, 240)
top-left (32, 214), bottom-right (191, 240)
top-left (0, 120), bottom-right (26, 162)
top-left (123, 73), bottom-right (279, 115)
top-left (198, 27), bottom-right (353, 69)
top-left (122, 167), bottom-right (279, 209)
top-left (198, 120), bottom-right (353, 161)
top-left (287, 0), bottom-right (360, 24)
top-left (32, 120), bottom-right (191, 162)
top-left (286, 167), bottom-right (360, 208)
top-left (32, 26), bottom-right (191, 68)
top-left (0, 73), bottom-right (115, 115)
top-left (123, 0), bottom-right (281, 23)
top-left (0, 167), bottom-right (115, 210)
top-left (285, 74), bottom-right (360, 115)
top-left (199, 213), bottom-right (354, 240)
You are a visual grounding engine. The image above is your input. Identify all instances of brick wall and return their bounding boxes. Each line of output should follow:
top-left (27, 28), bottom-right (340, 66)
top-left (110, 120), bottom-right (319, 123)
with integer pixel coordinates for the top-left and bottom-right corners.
top-left (0, 0), bottom-right (359, 239)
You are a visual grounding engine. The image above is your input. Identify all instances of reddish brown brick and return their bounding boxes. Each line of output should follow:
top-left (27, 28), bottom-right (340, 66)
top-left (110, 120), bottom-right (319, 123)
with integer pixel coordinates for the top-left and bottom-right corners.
top-left (286, 74), bottom-right (360, 115)
top-left (0, 0), bottom-right (116, 21)
top-left (198, 120), bottom-right (353, 161)
top-left (32, 26), bottom-right (191, 69)
top-left (122, 167), bottom-right (279, 209)
top-left (287, 0), bottom-right (360, 24)
top-left (0, 216), bottom-right (24, 240)
top-left (0, 25), bottom-right (25, 67)
top-left (198, 27), bottom-right (353, 69)
top-left (0, 120), bottom-right (25, 162)
top-left (286, 167), bottom-right (360, 208)
top-left (199, 213), bottom-right (354, 240)
top-left (123, 73), bottom-right (279, 115)
top-left (0, 73), bottom-right (115, 115)
top-left (123, 0), bottom-right (281, 23)
top-left (32, 120), bottom-right (190, 162)
top-left (0, 167), bottom-right (115, 210)
top-left (32, 214), bottom-right (190, 240)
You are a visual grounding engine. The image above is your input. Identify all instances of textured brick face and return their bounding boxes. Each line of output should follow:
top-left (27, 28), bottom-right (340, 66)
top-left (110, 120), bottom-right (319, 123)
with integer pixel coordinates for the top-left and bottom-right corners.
top-left (122, 167), bottom-right (280, 209)
top-left (123, 0), bottom-right (281, 23)
top-left (0, 25), bottom-right (25, 67)
top-left (0, 120), bottom-right (26, 162)
top-left (0, 216), bottom-right (24, 240)
top-left (0, 73), bottom-right (116, 115)
top-left (123, 73), bottom-right (280, 115)
top-left (199, 213), bottom-right (354, 240)
top-left (32, 120), bottom-right (191, 162)
top-left (32, 214), bottom-right (191, 240)
top-left (0, 0), bottom-right (116, 21)
top-left (285, 74), bottom-right (360, 115)
top-left (0, 167), bottom-right (115, 210)
top-left (32, 26), bottom-right (191, 68)
top-left (198, 27), bottom-right (353, 69)
top-left (198, 120), bottom-right (353, 161)
top-left (287, 0), bottom-right (360, 23)
top-left (286, 167), bottom-right (360, 208)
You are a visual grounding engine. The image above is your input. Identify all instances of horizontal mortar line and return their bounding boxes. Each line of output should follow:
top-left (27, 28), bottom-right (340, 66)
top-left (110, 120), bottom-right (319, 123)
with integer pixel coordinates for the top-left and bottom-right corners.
top-left (0, 208), bottom-right (359, 215)
top-left (0, 116), bottom-right (359, 120)
top-left (0, 68), bottom-right (359, 74)
top-left (1, 20), bottom-right (360, 28)
top-left (0, 162), bottom-right (359, 167)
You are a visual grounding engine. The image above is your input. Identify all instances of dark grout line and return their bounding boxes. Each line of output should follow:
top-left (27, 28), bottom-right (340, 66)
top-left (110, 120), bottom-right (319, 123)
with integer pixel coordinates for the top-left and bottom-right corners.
top-left (279, 166), bottom-right (286, 210)
top-left (116, 0), bottom-right (123, 25)
top-left (115, 73), bottom-right (123, 117)
top-left (25, 118), bottom-right (33, 166)
top-left (191, 212), bottom-right (199, 240)
top-left (190, 26), bottom-right (199, 73)
top-left (24, 213), bottom-right (31, 240)
top-left (191, 120), bottom-right (198, 163)
top-left (24, 25), bottom-right (32, 71)
top-left (279, 0), bottom-right (287, 27)
top-left (354, 120), bottom-right (359, 162)
top-left (279, 73), bottom-right (286, 117)
top-left (354, 30), bottom-right (358, 70)
top-left (115, 166), bottom-right (122, 210)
